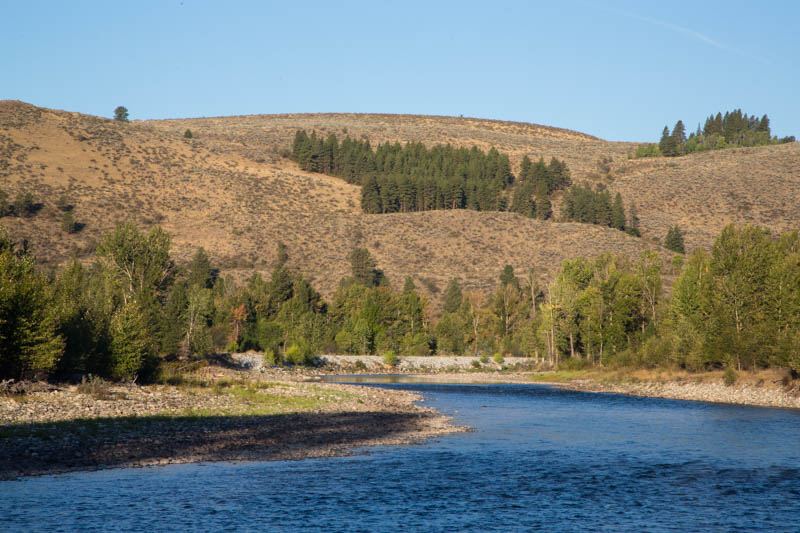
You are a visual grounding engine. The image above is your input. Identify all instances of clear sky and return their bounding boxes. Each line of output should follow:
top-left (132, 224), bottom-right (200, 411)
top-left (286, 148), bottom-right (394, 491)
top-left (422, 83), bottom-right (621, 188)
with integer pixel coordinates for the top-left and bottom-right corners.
top-left (3, 0), bottom-right (798, 141)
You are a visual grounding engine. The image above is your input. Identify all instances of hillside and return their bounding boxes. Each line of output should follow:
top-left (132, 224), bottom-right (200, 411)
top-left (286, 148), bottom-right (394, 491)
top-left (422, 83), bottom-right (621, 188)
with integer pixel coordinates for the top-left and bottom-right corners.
top-left (1, 101), bottom-right (797, 300)
top-left (607, 143), bottom-right (800, 251)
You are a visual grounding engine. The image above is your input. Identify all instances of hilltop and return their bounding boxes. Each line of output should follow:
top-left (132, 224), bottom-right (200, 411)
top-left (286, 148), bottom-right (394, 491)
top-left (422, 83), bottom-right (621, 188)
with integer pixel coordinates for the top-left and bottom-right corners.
top-left (1, 100), bottom-right (797, 299)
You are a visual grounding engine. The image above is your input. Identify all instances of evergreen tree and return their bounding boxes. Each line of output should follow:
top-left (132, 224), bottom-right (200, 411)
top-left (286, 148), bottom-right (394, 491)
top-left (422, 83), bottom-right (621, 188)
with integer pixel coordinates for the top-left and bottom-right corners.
top-left (612, 193), bottom-right (626, 231)
top-left (187, 247), bottom-right (216, 289)
top-left (349, 247), bottom-right (378, 287)
top-left (535, 181), bottom-right (551, 220)
top-left (671, 120), bottom-right (686, 153)
top-left (664, 225), bottom-right (686, 254)
top-left (500, 265), bottom-right (519, 288)
top-left (626, 203), bottom-right (641, 237)
top-left (659, 126), bottom-right (671, 154)
top-left (361, 175), bottom-right (382, 214)
top-left (442, 278), bottom-right (463, 314)
top-left (0, 229), bottom-right (64, 380)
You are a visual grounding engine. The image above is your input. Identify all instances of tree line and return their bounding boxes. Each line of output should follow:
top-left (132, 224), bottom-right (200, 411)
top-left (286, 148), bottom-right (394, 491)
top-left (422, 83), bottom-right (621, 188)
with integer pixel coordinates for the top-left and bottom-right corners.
top-left (292, 130), bottom-right (516, 213)
top-left (507, 155), bottom-right (571, 220)
top-left (559, 183), bottom-right (640, 236)
top-left (3, 222), bottom-right (797, 382)
top-left (633, 109), bottom-right (795, 158)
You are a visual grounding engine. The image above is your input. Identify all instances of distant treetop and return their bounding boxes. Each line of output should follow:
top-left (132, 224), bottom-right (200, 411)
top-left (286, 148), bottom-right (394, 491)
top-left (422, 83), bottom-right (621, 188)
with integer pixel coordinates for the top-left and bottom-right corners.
top-left (633, 109), bottom-right (794, 159)
top-left (113, 106), bottom-right (129, 122)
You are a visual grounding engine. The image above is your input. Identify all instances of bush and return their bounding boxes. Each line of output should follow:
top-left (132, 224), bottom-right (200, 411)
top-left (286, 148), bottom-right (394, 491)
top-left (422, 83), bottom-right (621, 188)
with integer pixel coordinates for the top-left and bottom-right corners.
top-left (558, 357), bottom-right (589, 371)
top-left (263, 349), bottom-right (281, 366)
top-left (61, 210), bottom-right (78, 233)
top-left (493, 353), bottom-right (504, 365)
top-left (479, 354), bottom-right (489, 364)
top-left (724, 367), bottom-right (737, 386)
top-left (184, 129), bottom-right (193, 139)
top-left (354, 359), bottom-right (367, 371)
top-left (471, 359), bottom-right (481, 369)
top-left (382, 350), bottom-right (398, 367)
top-left (285, 342), bottom-right (314, 366)
top-left (77, 374), bottom-right (113, 400)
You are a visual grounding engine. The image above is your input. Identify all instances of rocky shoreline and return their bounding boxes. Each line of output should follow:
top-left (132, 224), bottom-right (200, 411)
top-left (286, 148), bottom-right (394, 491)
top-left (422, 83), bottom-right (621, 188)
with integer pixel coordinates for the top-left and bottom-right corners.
top-left (0, 371), bottom-right (465, 481)
top-left (558, 378), bottom-right (800, 409)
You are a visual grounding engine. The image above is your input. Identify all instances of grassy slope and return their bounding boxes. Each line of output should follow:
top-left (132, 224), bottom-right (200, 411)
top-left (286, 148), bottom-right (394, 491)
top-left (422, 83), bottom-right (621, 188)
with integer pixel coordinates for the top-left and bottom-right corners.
top-left (2, 100), bottom-right (797, 301)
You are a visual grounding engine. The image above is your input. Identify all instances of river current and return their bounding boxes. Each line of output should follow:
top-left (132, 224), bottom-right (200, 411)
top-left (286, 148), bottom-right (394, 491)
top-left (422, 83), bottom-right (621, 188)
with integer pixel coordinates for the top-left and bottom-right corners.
top-left (3, 379), bottom-right (800, 531)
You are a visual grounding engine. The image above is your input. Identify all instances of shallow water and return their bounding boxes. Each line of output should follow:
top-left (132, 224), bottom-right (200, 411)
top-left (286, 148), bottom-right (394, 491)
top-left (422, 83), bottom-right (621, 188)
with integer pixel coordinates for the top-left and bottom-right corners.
top-left (3, 380), bottom-right (800, 532)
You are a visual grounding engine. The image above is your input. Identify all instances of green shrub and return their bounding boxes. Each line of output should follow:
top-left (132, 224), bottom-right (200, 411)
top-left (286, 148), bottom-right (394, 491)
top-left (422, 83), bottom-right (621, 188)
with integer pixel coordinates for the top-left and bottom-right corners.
top-left (724, 367), bottom-right (737, 386)
top-left (354, 359), bottom-right (367, 371)
top-left (382, 350), bottom-right (398, 367)
top-left (471, 359), bottom-right (481, 369)
top-left (285, 342), bottom-right (314, 366)
top-left (558, 357), bottom-right (589, 371)
top-left (479, 354), bottom-right (489, 364)
top-left (493, 353), bottom-right (504, 365)
top-left (263, 349), bottom-right (280, 366)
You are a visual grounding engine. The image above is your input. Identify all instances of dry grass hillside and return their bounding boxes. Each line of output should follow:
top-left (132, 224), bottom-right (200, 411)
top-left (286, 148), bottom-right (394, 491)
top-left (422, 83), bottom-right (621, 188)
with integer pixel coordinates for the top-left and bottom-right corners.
top-left (607, 143), bottom-right (800, 252)
top-left (142, 112), bottom-right (635, 180)
top-left (1, 100), bottom-right (797, 301)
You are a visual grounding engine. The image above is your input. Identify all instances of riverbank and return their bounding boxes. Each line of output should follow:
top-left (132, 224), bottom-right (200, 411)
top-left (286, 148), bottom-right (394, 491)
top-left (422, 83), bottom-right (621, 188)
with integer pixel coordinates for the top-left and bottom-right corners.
top-left (548, 368), bottom-right (800, 410)
top-left (0, 368), bottom-right (465, 481)
top-left (323, 365), bottom-right (800, 410)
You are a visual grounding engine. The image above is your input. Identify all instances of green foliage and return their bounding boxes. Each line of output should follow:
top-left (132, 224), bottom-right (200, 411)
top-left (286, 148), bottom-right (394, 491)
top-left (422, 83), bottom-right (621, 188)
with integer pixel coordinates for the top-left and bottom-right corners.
top-left (382, 350), bottom-right (398, 367)
top-left (109, 300), bottom-right (151, 381)
top-left (348, 247), bottom-right (384, 287)
top-left (724, 367), bottom-right (737, 386)
top-left (0, 230), bottom-right (64, 379)
top-left (96, 222), bottom-right (175, 304)
top-left (510, 156), bottom-right (571, 220)
top-left (13, 192), bottom-right (37, 217)
top-left (664, 226), bottom-right (686, 254)
top-left (632, 143), bottom-right (661, 158)
top-left (293, 130), bottom-right (522, 214)
top-left (650, 109), bottom-right (793, 157)
top-left (479, 354), bottom-right (489, 364)
top-left (113, 106), bottom-right (129, 122)
top-left (61, 210), bottom-right (78, 233)
top-left (493, 352), bottom-right (504, 365)
top-left (285, 341), bottom-right (315, 366)
top-left (436, 312), bottom-right (466, 354)
top-left (561, 183), bottom-right (634, 235)
top-left (442, 278), bottom-right (463, 314)
top-left (184, 129), bottom-right (193, 139)
top-left (7, 213), bottom-right (800, 383)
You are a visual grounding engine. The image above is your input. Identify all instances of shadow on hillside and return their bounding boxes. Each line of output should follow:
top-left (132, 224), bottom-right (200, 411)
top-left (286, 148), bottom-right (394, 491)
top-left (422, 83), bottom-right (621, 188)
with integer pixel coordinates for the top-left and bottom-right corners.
top-left (0, 410), bottom-right (428, 480)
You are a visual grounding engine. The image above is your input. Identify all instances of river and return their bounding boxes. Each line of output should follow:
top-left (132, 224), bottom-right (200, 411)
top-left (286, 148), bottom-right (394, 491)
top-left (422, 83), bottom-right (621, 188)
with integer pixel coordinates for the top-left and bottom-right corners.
top-left (3, 378), bottom-right (800, 531)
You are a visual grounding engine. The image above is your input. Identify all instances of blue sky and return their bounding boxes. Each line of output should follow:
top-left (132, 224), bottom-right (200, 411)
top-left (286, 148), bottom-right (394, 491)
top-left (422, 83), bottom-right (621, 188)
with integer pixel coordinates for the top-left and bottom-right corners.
top-left (3, 1), bottom-right (798, 141)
